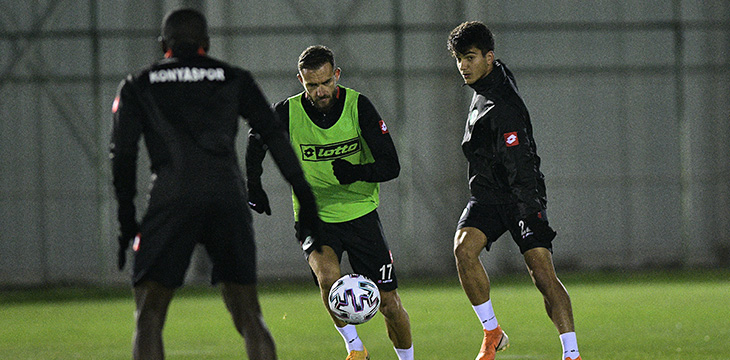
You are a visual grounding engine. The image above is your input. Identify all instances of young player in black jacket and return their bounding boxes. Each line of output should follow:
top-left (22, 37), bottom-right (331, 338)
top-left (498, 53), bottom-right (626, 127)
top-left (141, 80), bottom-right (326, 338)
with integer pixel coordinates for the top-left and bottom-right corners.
top-left (448, 21), bottom-right (582, 360)
top-left (110, 8), bottom-right (319, 360)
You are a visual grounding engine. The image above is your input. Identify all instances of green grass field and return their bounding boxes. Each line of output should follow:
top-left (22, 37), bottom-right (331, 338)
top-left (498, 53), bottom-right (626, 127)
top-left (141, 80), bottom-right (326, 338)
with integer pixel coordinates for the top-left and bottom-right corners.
top-left (1, 269), bottom-right (728, 360)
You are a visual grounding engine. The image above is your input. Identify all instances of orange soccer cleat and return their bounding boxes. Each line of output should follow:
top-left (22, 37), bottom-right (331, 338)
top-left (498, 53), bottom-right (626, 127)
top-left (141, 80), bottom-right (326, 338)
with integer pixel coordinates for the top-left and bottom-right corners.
top-left (346, 347), bottom-right (369, 360)
top-left (475, 325), bottom-right (509, 360)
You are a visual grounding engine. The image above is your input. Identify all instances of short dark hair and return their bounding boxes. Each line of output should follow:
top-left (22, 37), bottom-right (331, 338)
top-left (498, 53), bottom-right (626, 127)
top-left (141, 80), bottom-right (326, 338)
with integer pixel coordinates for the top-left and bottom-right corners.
top-left (447, 21), bottom-right (494, 57)
top-left (298, 45), bottom-right (335, 71)
top-left (161, 8), bottom-right (209, 47)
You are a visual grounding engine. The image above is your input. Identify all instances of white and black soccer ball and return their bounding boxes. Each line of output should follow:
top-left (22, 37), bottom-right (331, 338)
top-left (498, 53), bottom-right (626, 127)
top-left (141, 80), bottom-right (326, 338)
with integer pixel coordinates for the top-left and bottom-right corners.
top-left (328, 274), bottom-right (381, 325)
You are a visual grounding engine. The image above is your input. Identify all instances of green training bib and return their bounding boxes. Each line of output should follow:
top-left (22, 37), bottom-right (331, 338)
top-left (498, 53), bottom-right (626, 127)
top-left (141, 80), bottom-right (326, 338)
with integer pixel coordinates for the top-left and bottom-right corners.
top-left (289, 87), bottom-right (379, 223)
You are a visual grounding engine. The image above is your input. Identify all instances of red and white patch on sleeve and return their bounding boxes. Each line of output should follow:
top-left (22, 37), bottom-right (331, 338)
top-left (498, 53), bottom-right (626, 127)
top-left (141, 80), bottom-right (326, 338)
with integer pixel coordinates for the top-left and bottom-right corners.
top-left (378, 119), bottom-right (389, 134)
top-left (112, 96), bottom-right (120, 113)
top-left (504, 132), bottom-right (519, 147)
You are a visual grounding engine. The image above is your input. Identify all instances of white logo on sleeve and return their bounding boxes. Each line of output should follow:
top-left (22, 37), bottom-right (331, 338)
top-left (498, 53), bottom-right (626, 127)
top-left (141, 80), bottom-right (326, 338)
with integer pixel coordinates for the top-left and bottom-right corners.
top-left (301, 236), bottom-right (314, 251)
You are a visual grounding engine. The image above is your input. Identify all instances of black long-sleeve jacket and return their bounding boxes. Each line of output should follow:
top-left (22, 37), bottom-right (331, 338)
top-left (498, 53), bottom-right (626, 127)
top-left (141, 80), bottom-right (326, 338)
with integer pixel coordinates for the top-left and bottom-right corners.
top-left (246, 85), bottom-right (400, 184)
top-left (110, 51), bottom-right (309, 234)
top-left (462, 60), bottom-right (547, 219)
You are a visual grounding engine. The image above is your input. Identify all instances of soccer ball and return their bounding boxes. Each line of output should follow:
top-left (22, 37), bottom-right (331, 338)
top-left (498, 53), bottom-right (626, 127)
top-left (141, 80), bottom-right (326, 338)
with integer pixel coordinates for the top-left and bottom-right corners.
top-left (328, 274), bottom-right (381, 325)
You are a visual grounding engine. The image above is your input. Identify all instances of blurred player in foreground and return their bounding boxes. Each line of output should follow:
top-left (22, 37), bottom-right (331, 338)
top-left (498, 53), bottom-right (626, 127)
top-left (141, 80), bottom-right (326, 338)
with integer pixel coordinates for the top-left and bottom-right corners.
top-left (246, 45), bottom-right (413, 360)
top-left (111, 8), bottom-right (319, 360)
top-left (447, 21), bottom-right (582, 360)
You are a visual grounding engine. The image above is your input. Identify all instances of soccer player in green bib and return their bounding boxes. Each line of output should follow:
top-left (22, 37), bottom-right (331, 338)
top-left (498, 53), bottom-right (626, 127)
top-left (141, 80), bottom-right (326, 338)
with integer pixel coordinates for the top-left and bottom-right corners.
top-left (246, 45), bottom-right (413, 360)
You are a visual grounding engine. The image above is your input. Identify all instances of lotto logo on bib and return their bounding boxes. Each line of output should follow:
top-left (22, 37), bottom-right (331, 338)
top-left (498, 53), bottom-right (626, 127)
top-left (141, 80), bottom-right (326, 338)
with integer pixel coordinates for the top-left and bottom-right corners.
top-left (300, 138), bottom-right (361, 161)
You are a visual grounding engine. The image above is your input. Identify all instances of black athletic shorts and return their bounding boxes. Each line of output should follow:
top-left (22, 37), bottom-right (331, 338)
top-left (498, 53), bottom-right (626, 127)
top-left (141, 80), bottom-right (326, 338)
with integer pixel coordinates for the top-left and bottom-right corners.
top-left (133, 193), bottom-right (256, 288)
top-left (457, 197), bottom-right (554, 254)
top-left (298, 210), bottom-right (398, 292)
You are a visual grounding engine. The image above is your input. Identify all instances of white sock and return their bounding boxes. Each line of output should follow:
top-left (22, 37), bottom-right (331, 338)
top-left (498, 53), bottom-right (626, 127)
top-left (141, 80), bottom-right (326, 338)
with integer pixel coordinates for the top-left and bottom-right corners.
top-left (473, 299), bottom-right (499, 330)
top-left (336, 324), bottom-right (364, 352)
top-left (394, 344), bottom-right (414, 360)
top-left (560, 332), bottom-right (580, 359)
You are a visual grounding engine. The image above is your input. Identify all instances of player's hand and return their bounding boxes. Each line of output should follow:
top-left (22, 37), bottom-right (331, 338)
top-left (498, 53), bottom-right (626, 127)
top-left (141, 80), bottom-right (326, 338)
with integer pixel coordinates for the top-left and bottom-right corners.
top-left (116, 202), bottom-right (138, 270)
top-left (297, 223), bottom-right (323, 254)
top-left (117, 229), bottom-right (138, 271)
top-left (291, 179), bottom-right (322, 252)
top-left (296, 201), bottom-right (322, 253)
top-left (332, 159), bottom-right (360, 185)
top-left (523, 212), bottom-right (556, 242)
top-left (247, 180), bottom-right (271, 215)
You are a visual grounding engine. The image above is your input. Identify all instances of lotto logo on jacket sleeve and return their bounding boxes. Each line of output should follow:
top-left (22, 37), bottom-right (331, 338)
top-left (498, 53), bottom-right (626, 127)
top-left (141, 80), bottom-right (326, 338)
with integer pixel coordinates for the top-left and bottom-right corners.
top-left (504, 132), bottom-right (519, 147)
top-left (378, 120), bottom-right (389, 134)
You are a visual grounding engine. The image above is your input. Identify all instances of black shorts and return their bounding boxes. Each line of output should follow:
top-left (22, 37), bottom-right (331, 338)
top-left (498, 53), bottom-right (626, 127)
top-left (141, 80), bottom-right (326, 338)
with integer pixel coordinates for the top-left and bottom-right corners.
top-left (133, 193), bottom-right (256, 288)
top-left (457, 197), bottom-right (554, 254)
top-left (299, 210), bottom-right (398, 292)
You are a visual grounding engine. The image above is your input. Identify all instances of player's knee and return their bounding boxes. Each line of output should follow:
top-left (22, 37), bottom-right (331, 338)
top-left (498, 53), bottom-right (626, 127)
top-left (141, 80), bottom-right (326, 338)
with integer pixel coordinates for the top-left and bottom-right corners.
top-left (134, 283), bottom-right (173, 325)
top-left (453, 237), bottom-right (480, 261)
top-left (310, 254), bottom-right (342, 291)
top-left (135, 304), bottom-right (167, 332)
top-left (233, 309), bottom-right (265, 335)
top-left (453, 228), bottom-right (486, 261)
top-left (378, 290), bottom-right (405, 319)
top-left (317, 272), bottom-right (341, 292)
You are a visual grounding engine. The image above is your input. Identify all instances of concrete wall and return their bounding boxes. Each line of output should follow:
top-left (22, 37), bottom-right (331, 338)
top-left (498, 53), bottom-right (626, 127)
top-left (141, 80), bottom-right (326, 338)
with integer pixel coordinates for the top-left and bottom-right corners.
top-left (1, 0), bottom-right (728, 286)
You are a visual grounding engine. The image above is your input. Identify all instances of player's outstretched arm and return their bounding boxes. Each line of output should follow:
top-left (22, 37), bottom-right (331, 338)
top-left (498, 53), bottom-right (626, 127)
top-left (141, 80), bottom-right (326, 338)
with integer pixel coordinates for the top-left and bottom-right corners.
top-left (265, 131), bottom-right (321, 245)
top-left (239, 72), bottom-right (320, 242)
